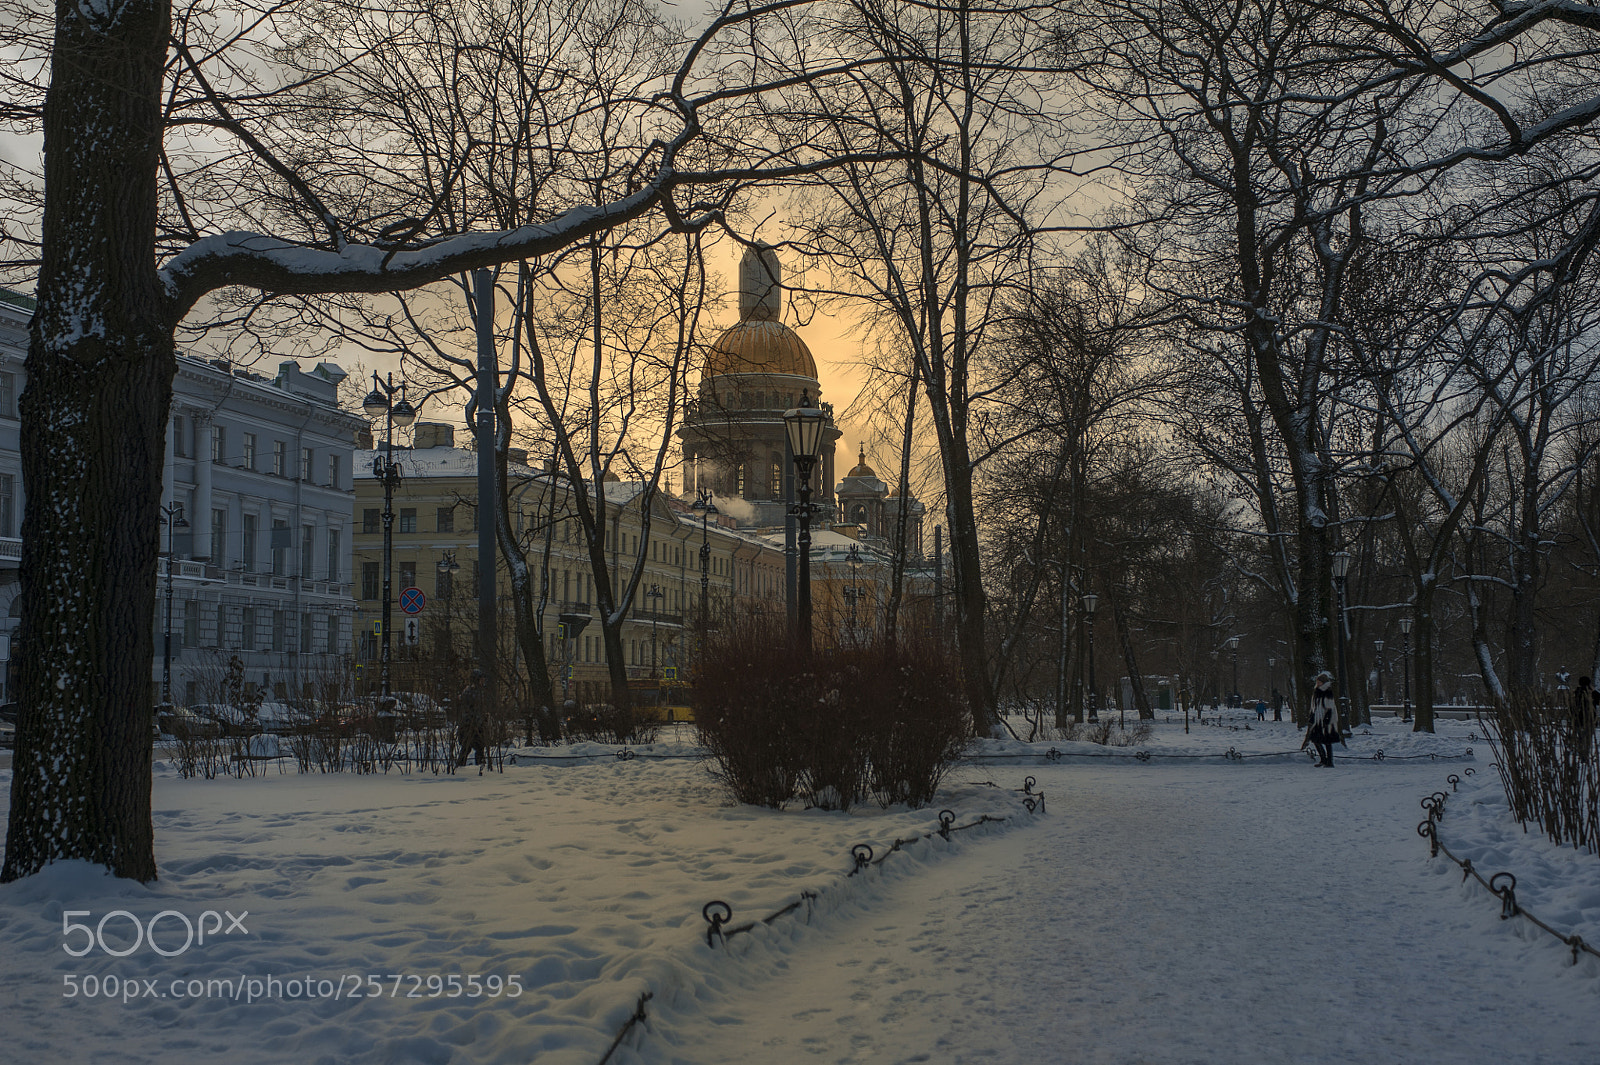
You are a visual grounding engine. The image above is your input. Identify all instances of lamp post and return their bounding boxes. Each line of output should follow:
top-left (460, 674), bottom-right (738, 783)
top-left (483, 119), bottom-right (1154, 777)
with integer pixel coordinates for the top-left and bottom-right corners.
top-left (1083, 592), bottom-right (1099, 722)
top-left (690, 491), bottom-right (718, 635)
top-left (783, 391), bottom-right (827, 652)
top-left (1331, 549), bottom-right (1352, 734)
top-left (645, 584), bottom-right (664, 677)
top-left (843, 543), bottom-right (862, 642)
top-left (1226, 634), bottom-right (1240, 708)
top-left (434, 551), bottom-right (460, 660)
top-left (1399, 616), bottom-right (1412, 723)
top-left (1268, 656), bottom-right (1278, 720)
top-left (1374, 638), bottom-right (1385, 706)
top-left (362, 372), bottom-right (417, 700)
top-left (160, 502), bottom-right (189, 705)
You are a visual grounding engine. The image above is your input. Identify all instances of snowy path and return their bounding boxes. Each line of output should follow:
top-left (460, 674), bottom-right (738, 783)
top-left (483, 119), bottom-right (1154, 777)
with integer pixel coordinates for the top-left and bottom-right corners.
top-left (661, 763), bottom-right (1599, 1065)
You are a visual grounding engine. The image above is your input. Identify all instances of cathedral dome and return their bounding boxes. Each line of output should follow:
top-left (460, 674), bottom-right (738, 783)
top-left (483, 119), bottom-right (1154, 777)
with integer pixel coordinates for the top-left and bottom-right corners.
top-left (846, 445), bottom-right (877, 478)
top-left (702, 243), bottom-right (819, 384)
top-left (705, 319), bottom-right (818, 381)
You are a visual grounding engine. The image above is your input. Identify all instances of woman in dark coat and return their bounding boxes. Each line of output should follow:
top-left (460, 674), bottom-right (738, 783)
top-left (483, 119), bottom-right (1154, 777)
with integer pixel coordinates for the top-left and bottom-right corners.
top-left (1302, 671), bottom-right (1340, 768)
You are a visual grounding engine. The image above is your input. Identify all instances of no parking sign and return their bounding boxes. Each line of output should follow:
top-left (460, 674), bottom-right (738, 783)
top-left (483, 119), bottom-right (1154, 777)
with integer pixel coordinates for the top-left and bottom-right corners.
top-left (400, 587), bottom-right (426, 614)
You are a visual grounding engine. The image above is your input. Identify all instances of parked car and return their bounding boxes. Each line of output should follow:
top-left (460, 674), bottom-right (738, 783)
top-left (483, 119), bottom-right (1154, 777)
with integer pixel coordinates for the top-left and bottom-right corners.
top-left (390, 692), bottom-right (446, 730)
top-left (0, 703), bottom-right (15, 749)
top-left (156, 705), bottom-right (221, 739)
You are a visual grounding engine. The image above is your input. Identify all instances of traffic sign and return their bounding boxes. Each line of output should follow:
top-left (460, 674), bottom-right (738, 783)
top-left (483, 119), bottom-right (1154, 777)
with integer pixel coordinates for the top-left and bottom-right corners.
top-left (400, 587), bottom-right (426, 614)
top-left (403, 617), bottom-right (420, 645)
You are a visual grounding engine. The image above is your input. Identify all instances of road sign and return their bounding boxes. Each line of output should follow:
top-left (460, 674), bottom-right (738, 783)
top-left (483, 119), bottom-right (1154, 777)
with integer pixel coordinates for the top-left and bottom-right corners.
top-left (403, 617), bottom-right (420, 645)
top-left (664, 666), bottom-right (677, 680)
top-left (400, 587), bottom-right (426, 614)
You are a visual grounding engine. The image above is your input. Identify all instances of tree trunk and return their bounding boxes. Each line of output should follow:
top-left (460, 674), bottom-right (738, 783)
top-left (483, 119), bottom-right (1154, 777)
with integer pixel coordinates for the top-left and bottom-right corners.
top-left (3, 0), bottom-right (172, 882)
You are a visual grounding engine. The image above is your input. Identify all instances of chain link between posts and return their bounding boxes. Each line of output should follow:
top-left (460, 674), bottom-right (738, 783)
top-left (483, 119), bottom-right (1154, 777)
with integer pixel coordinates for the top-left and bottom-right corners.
top-left (1417, 768), bottom-right (1600, 969)
top-left (593, 782), bottom-right (1043, 1063)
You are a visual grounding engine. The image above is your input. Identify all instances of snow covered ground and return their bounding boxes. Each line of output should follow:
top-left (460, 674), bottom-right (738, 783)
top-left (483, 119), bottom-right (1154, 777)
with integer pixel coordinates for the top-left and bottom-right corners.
top-left (0, 711), bottom-right (1593, 1065)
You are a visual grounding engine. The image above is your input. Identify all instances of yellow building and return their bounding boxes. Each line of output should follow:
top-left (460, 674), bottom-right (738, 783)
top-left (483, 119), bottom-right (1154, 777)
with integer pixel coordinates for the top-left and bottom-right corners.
top-left (352, 424), bottom-right (787, 706)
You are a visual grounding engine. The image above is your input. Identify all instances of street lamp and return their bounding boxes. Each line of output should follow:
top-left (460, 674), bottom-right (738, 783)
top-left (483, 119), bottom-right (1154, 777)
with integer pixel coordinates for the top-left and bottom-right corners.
top-left (645, 584), bottom-right (664, 678)
top-left (783, 391), bottom-right (827, 652)
top-left (160, 502), bottom-right (189, 705)
top-left (1268, 656), bottom-right (1278, 720)
top-left (1374, 638), bottom-right (1385, 705)
top-left (843, 543), bottom-right (863, 642)
top-left (1331, 549), bottom-right (1352, 734)
top-left (1083, 592), bottom-right (1099, 722)
top-left (690, 490), bottom-right (719, 637)
top-left (1226, 634), bottom-right (1240, 708)
top-left (362, 371), bottom-right (417, 700)
top-left (1399, 616), bottom-right (1413, 723)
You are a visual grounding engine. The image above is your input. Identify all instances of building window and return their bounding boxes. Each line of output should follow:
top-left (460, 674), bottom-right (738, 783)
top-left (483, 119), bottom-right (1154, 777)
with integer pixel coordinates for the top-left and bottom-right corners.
top-left (271, 519), bottom-right (290, 576)
top-left (241, 606), bottom-right (256, 650)
top-left (171, 414), bottom-right (188, 457)
top-left (362, 508), bottom-right (379, 534)
top-left (241, 514), bottom-right (257, 572)
top-left (361, 562), bottom-right (380, 601)
top-left (326, 615), bottom-right (340, 655)
top-left (0, 372), bottom-right (14, 418)
top-left (327, 528), bottom-right (340, 581)
top-left (183, 600), bottom-right (198, 647)
top-left (399, 561), bottom-right (416, 590)
top-left (272, 609), bottom-right (287, 653)
top-left (241, 433), bottom-right (256, 470)
top-left (210, 509), bottom-right (227, 566)
top-left (301, 612), bottom-right (314, 654)
top-left (301, 447), bottom-right (314, 480)
top-left (0, 473), bottom-right (13, 538)
top-left (437, 507), bottom-right (454, 533)
top-left (328, 454), bottom-right (340, 489)
top-left (301, 525), bottom-right (315, 578)
top-left (399, 508), bottom-right (417, 534)
top-left (273, 440), bottom-right (287, 476)
top-left (212, 427), bottom-right (226, 464)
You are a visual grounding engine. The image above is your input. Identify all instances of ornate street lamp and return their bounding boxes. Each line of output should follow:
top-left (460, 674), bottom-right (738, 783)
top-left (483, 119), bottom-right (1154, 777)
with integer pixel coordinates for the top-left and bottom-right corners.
top-left (690, 490), bottom-right (719, 637)
top-left (1331, 549), bottom-right (1352, 734)
top-left (1226, 634), bottom-right (1240, 708)
top-left (1399, 616), bottom-right (1413, 723)
top-left (645, 583), bottom-right (664, 677)
top-left (783, 391), bottom-right (827, 652)
top-left (1268, 656), bottom-right (1278, 720)
top-left (1083, 592), bottom-right (1099, 722)
top-left (1374, 638), bottom-right (1385, 705)
top-left (843, 543), bottom-right (863, 641)
top-left (160, 502), bottom-right (189, 705)
top-left (362, 372), bottom-right (417, 700)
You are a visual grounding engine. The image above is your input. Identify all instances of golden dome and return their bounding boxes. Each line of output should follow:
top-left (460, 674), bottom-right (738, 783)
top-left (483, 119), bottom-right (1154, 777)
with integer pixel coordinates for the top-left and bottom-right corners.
top-left (704, 319), bottom-right (818, 381)
top-left (846, 445), bottom-right (876, 478)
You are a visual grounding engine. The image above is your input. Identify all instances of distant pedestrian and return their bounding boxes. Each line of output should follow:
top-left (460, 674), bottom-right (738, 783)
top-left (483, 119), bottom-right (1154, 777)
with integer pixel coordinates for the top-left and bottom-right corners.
top-left (1255, 698), bottom-right (1267, 722)
top-left (1301, 671), bottom-right (1340, 768)
top-left (1271, 687), bottom-right (1284, 722)
top-left (1572, 676), bottom-right (1597, 764)
top-left (456, 669), bottom-right (490, 771)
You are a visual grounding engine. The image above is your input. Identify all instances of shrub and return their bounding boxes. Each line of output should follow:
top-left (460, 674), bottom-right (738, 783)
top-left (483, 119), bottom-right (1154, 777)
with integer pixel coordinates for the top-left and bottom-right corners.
top-left (695, 622), bottom-right (969, 810)
top-left (1480, 689), bottom-right (1598, 852)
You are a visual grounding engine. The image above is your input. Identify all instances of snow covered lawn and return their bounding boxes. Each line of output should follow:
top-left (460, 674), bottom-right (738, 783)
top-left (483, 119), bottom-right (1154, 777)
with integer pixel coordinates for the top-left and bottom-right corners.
top-left (0, 713), bottom-right (1593, 1065)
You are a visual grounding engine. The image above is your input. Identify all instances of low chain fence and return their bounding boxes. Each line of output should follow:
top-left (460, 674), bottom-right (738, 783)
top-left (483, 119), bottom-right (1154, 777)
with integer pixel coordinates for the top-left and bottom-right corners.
top-left (594, 780), bottom-right (1044, 1064)
top-left (965, 744), bottom-right (1474, 766)
top-left (1417, 768), bottom-right (1600, 970)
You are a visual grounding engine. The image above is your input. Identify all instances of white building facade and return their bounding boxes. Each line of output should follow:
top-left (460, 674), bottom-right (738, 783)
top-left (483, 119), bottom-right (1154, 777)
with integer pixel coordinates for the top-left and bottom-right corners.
top-left (162, 357), bottom-right (366, 703)
top-left (0, 286), bottom-right (364, 704)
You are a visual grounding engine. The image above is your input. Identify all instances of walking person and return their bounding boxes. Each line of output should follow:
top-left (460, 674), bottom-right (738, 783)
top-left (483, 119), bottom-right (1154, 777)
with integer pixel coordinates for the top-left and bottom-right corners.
top-left (1301, 671), bottom-right (1340, 768)
top-left (456, 668), bottom-right (491, 772)
top-left (1572, 676), bottom-right (1597, 764)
